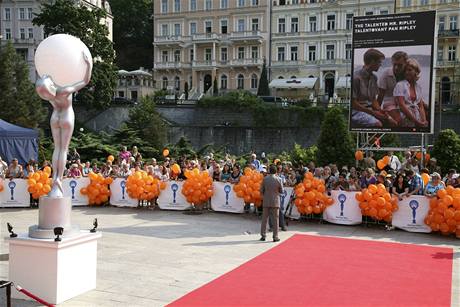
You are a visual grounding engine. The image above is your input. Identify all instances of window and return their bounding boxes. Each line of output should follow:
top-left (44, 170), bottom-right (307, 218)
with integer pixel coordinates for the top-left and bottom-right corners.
top-left (19, 8), bottom-right (25, 20)
top-left (237, 74), bottom-right (244, 89)
top-left (346, 13), bottom-right (353, 30)
top-left (4, 8), bottom-right (11, 21)
top-left (437, 47), bottom-right (443, 61)
top-left (118, 91), bottom-right (125, 98)
top-left (131, 91), bottom-right (138, 101)
top-left (345, 44), bottom-right (352, 60)
top-left (251, 74), bottom-right (258, 89)
top-left (308, 46), bottom-right (316, 61)
top-left (162, 50), bottom-right (169, 62)
top-left (161, 24), bottom-right (168, 36)
top-left (309, 16), bottom-right (317, 32)
top-left (448, 45), bottom-right (456, 61)
top-left (162, 77), bottom-right (168, 90)
top-left (439, 16), bottom-right (445, 31)
top-left (221, 0), bottom-right (228, 8)
top-left (190, 49), bottom-right (194, 61)
top-left (174, 0), bottom-right (180, 12)
top-left (190, 0), bottom-right (197, 11)
top-left (252, 0), bottom-right (259, 5)
top-left (27, 8), bottom-right (33, 19)
top-left (238, 47), bottom-right (245, 59)
top-left (291, 17), bottom-right (299, 33)
top-left (420, 0), bottom-right (428, 5)
top-left (365, 11), bottom-right (373, 16)
top-left (238, 19), bottom-right (245, 32)
top-left (278, 18), bottom-right (286, 33)
top-left (205, 48), bottom-right (212, 61)
top-left (205, 21), bottom-right (212, 33)
top-left (221, 75), bottom-right (228, 89)
top-left (327, 15), bottom-right (336, 31)
top-left (380, 10), bottom-right (389, 15)
top-left (252, 18), bottom-right (259, 31)
top-left (221, 20), bottom-right (228, 34)
top-left (290, 46), bottom-right (298, 61)
top-left (251, 46), bottom-right (258, 59)
top-left (403, 0), bottom-right (411, 7)
top-left (277, 47), bottom-right (285, 61)
top-left (190, 22), bottom-right (197, 35)
top-left (174, 50), bottom-right (181, 62)
top-left (221, 47), bottom-right (228, 62)
top-left (174, 76), bottom-right (180, 90)
top-left (450, 16), bottom-right (457, 30)
top-left (238, 0), bottom-right (245, 7)
top-left (28, 28), bottom-right (33, 39)
top-left (174, 24), bottom-right (181, 36)
top-left (20, 28), bottom-right (26, 39)
top-left (205, 0), bottom-right (212, 10)
top-left (161, 0), bottom-right (168, 13)
top-left (326, 44), bottom-right (335, 60)
top-left (5, 28), bottom-right (11, 40)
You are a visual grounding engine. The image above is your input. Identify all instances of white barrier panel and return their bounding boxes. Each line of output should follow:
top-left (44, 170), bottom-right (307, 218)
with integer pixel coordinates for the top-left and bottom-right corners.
top-left (392, 195), bottom-right (431, 233)
top-left (283, 187), bottom-right (301, 220)
top-left (211, 182), bottom-right (245, 213)
top-left (110, 178), bottom-right (138, 207)
top-left (0, 179), bottom-right (30, 207)
top-left (157, 181), bottom-right (191, 210)
top-left (62, 178), bottom-right (90, 206)
top-left (324, 191), bottom-right (362, 225)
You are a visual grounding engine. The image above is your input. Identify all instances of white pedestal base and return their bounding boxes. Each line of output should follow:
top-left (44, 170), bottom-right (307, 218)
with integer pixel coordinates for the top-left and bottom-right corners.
top-left (8, 231), bottom-right (101, 304)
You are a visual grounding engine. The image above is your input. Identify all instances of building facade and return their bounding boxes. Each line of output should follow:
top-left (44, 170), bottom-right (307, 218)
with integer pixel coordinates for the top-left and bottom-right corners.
top-left (271, 0), bottom-right (394, 102)
top-left (0, 0), bottom-right (113, 82)
top-left (396, 0), bottom-right (460, 106)
top-left (114, 68), bottom-right (155, 102)
top-left (153, 0), bottom-right (270, 97)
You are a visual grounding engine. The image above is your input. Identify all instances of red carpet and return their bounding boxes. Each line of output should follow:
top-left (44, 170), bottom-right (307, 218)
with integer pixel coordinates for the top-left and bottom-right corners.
top-left (169, 234), bottom-right (453, 307)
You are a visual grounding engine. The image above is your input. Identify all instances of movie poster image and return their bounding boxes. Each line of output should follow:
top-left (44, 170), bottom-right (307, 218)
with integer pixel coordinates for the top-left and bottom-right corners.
top-left (350, 11), bottom-right (436, 133)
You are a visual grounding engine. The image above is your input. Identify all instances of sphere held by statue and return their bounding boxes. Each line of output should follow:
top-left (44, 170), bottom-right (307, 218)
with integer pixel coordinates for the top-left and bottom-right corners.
top-left (35, 34), bottom-right (93, 87)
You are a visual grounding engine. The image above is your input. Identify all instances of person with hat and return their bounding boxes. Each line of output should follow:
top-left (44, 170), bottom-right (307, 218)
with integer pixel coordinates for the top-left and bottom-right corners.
top-left (67, 163), bottom-right (82, 178)
top-left (424, 172), bottom-right (445, 198)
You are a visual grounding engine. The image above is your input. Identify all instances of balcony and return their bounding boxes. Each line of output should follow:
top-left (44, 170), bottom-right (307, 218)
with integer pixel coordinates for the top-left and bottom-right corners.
top-left (272, 60), bottom-right (303, 67)
top-left (192, 60), bottom-right (217, 69)
top-left (13, 38), bottom-right (35, 45)
top-left (272, 31), bottom-right (301, 38)
top-left (192, 33), bottom-right (220, 43)
top-left (230, 58), bottom-right (263, 66)
top-left (438, 29), bottom-right (460, 38)
top-left (154, 35), bottom-right (189, 45)
top-left (436, 60), bottom-right (459, 68)
top-left (230, 31), bottom-right (263, 42)
top-left (154, 62), bottom-right (190, 70)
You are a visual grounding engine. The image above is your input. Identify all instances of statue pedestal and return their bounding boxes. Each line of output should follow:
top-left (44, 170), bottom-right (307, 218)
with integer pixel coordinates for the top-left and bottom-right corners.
top-left (29, 196), bottom-right (79, 239)
top-left (8, 231), bottom-right (101, 304)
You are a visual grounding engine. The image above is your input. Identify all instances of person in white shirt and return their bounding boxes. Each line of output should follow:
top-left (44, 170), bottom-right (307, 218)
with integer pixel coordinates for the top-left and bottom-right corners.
top-left (388, 151), bottom-right (402, 171)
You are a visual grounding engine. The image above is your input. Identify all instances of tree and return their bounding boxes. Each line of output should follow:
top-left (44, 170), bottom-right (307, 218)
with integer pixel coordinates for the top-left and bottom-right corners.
top-left (316, 107), bottom-right (354, 167)
top-left (257, 58), bottom-right (270, 96)
top-left (109, 0), bottom-right (153, 70)
top-left (33, 0), bottom-right (117, 109)
top-left (0, 42), bottom-right (46, 128)
top-left (213, 77), bottom-right (218, 96)
top-left (432, 129), bottom-right (460, 174)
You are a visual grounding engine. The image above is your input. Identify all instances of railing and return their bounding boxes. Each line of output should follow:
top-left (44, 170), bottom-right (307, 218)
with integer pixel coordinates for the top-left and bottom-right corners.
top-left (154, 35), bottom-right (189, 43)
top-left (438, 29), bottom-right (459, 38)
top-left (230, 58), bottom-right (263, 66)
top-left (436, 60), bottom-right (459, 67)
top-left (192, 33), bottom-right (220, 41)
top-left (192, 60), bottom-right (217, 68)
top-left (230, 30), bottom-right (263, 39)
top-left (154, 62), bottom-right (188, 69)
top-left (271, 60), bottom-right (303, 66)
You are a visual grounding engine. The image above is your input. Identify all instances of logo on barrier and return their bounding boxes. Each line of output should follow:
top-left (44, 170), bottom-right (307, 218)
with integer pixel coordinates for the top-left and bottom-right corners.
top-left (171, 183), bottom-right (179, 204)
top-left (120, 180), bottom-right (126, 199)
top-left (280, 190), bottom-right (288, 208)
top-left (69, 180), bottom-right (77, 199)
top-left (409, 200), bottom-right (419, 224)
top-left (224, 185), bottom-right (231, 205)
top-left (8, 181), bottom-right (16, 200)
top-left (338, 193), bottom-right (347, 216)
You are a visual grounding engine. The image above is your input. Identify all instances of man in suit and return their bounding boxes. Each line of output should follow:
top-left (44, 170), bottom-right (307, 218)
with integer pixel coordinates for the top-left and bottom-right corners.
top-left (260, 164), bottom-right (283, 242)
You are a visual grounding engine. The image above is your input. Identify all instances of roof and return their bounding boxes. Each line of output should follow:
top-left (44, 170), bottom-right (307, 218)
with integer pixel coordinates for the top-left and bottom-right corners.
top-left (0, 119), bottom-right (39, 138)
top-left (335, 76), bottom-right (351, 89)
top-left (118, 69), bottom-right (152, 77)
top-left (269, 77), bottom-right (318, 89)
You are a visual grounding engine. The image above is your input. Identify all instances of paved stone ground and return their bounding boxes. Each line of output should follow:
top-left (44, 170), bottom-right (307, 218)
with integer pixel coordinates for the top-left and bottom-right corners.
top-left (1, 206), bottom-right (459, 307)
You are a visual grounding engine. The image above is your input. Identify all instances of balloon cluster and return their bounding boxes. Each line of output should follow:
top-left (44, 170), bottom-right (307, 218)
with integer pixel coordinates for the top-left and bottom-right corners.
top-left (233, 168), bottom-right (263, 206)
top-left (27, 167), bottom-right (52, 199)
top-left (425, 186), bottom-right (460, 237)
top-left (355, 184), bottom-right (398, 222)
top-left (81, 172), bottom-right (112, 205)
top-left (294, 172), bottom-right (333, 214)
top-left (182, 169), bottom-right (214, 205)
top-left (125, 171), bottom-right (166, 200)
top-left (377, 156), bottom-right (390, 170)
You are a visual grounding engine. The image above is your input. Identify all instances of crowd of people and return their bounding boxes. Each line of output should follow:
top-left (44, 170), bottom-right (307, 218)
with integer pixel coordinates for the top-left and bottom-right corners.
top-left (0, 145), bottom-right (456, 201)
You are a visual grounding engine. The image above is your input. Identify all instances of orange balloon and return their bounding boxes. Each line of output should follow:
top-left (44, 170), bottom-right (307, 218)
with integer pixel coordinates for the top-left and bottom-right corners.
top-left (382, 156), bottom-right (390, 165)
top-left (107, 155), bottom-right (115, 162)
top-left (368, 185), bottom-right (378, 194)
top-left (377, 160), bottom-right (386, 170)
top-left (44, 166), bottom-right (52, 175)
top-left (162, 149), bottom-right (170, 157)
top-left (421, 173), bottom-right (430, 186)
top-left (437, 189), bottom-right (448, 199)
top-left (355, 150), bottom-right (364, 161)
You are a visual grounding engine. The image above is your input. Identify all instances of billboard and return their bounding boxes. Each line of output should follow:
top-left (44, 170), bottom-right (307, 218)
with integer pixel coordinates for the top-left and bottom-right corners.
top-left (349, 11), bottom-right (436, 133)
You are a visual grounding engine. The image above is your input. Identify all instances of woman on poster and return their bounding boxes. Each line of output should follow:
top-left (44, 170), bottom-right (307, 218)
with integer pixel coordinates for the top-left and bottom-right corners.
top-left (393, 58), bottom-right (428, 128)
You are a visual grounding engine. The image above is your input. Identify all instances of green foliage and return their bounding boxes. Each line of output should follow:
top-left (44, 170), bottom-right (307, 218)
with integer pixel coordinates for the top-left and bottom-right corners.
top-left (167, 137), bottom-right (196, 158)
top-left (316, 106), bottom-right (355, 167)
top-left (70, 130), bottom-right (118, 162)
top-left (198, 91), bottom-right (264, 109)
top-left (257, 59), bottom-right (270, 96)
top-left (432, 129), bottom-right (460, 174)
top-left (276, 144), bottom-right (317, 167)
top-left (110, 0), bottom-right (153, 70)
top-left (111, 124), bottom-right (159, 159)
top-left (33, 0), bottom-right (117, 109)
top-left (0, 42), bottom-right (46, 128)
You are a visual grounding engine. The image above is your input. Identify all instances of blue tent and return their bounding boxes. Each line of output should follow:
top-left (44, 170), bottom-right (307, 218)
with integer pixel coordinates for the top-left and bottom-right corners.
top-left (0, 119), bottom-right (39, 165)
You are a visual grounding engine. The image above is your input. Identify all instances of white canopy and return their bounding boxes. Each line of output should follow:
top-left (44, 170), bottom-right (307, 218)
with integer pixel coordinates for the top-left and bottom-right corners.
top-left (269, 77), bottom-right (318, 89)
top-left (335, 76), bottom-right (351, 89)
